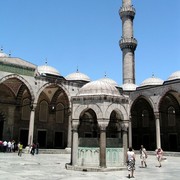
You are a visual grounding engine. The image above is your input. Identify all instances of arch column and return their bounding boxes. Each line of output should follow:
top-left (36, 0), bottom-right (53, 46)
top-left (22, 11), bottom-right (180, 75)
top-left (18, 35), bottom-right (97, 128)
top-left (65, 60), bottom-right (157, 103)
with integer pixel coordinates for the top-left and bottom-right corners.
top-left (66, 108), bottom-right (72, 152)
top-left (121, 121), bottom-right (129, 165)
top-left (28, 104), bottom-right (37, 146)
top-left (128, 115), bottom-right (132, 147)
top-left (155, 112), bottom-right (161, 148)
top-left (99, 124), bottom-right (107, 168)
top-left (71, 120), bottom-right (79, 166)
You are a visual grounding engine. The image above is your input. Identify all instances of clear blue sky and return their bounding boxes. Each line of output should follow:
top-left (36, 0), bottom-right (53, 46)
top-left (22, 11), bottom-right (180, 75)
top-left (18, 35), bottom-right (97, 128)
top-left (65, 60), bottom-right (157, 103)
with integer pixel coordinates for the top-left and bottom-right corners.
top-left (1, 0), bottom-right (180, 85)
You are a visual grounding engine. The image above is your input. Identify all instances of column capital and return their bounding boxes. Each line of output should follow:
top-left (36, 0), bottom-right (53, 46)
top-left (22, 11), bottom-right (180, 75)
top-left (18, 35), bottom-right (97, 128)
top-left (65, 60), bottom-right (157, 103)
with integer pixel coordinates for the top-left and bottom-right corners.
top-left (154, 112), bottom-right (160, 119)
top-left (121, 121), bottom-right (129, 131)
top-left (72, 119), bottom-right (79, 131)
top-left (99, 124), bottom-right (107, 131)
top-left (30, 103), bottom-right (37, 111)
top-left (98, 120), bottom-right (108, 131)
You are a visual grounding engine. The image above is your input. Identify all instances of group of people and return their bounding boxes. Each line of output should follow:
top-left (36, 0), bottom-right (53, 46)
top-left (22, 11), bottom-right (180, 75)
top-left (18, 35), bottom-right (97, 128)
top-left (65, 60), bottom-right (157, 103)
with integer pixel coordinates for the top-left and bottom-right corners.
top-left (0, 140), bottom-right (39, 157)
top-left (126, 145), bottom-right (164, 178)
top-left (0, 140), bottom-right (17, 152)
top-left (29, 142), bottom-right (39, 155)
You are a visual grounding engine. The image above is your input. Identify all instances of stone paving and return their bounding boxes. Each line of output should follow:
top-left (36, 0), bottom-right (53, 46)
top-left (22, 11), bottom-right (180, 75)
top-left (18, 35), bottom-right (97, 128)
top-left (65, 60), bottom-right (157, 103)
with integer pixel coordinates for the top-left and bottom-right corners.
top-left (0, 152), bottom-right (179, 180)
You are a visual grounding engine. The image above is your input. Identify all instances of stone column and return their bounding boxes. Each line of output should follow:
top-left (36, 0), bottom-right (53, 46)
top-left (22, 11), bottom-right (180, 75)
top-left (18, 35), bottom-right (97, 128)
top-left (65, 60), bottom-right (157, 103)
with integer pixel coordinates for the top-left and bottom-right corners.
top-left (66, 109), bottom-right (72, 153)
top-left (155, 112), bottom-right (161, 148)
top-left (121, 121), bottom-right (129, 165)
top-left (71, 120), bottom-right (79, 166)
top-left (99, 124), bottom-right (107, 168)
top-left (128, 115), bottom-right (132, 147)
top-left (28, 104), bottom-right (36, 146)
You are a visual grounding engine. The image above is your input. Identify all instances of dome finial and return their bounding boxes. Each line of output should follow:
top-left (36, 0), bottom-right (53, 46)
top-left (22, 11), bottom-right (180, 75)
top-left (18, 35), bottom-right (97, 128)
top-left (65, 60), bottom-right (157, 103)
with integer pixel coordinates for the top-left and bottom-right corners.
top-left (76, 66), bottom-right (79, 73)
top-left (104, 71), bottom-right (107, 77)
top-left (45, 58), bottom-right (48, 65)
top-left (9, 50), bottom-right (11, 57)
top-left (1, 46), bottom-right (3, 52)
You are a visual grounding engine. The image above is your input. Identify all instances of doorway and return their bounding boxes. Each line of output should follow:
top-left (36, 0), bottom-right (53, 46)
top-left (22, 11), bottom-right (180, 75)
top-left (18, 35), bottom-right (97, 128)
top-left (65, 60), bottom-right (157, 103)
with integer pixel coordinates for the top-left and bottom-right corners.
top-left (169, 134), bottom-right (177, 151)
top-left (37, 130), bottom-right (47, 148)
top-left (54, 132), bottom-right (63, 148)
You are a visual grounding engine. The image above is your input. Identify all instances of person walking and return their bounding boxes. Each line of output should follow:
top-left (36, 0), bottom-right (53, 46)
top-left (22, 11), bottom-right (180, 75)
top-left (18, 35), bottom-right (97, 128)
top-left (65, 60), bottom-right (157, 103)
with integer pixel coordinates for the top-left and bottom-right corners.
top-left (156, 147), bottom-right (163, 167)
top-left (140, 145), bottom-right (147, 168)
top-left (35, 142), bottom-right (39, 154)
top-left (30, 142), bottom-right (36, 155)
top-left (126, 147), bottom-right (136, 178)
top-left (3, 140), bottom-right (7, 152)
top-left (18, 142), bottom-right (23, 156)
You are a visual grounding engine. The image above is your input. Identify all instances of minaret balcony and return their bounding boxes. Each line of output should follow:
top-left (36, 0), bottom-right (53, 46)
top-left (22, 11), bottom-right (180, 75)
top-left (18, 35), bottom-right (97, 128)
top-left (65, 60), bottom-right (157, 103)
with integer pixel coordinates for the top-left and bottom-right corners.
top-left (119, 38), bottom-right (137, 50)
top-left (119, 6), bottom-right (136, 19)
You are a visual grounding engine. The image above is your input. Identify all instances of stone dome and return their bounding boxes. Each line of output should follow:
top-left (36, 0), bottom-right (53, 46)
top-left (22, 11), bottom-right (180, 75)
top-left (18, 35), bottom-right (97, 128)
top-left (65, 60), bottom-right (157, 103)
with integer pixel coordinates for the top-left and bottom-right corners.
top-left (65, 71), bottom-right (91, 82)
top-left (167, 71), bottom-right (180, 81)
top-left (140, 76), bottom-right (164, 87)
top-left (121, 83), bottom-right (138, 91)
top-left (77, 80), bottom-right (120, 96)
top-left (36, 65), bottom-right (60, 76)
top-left (98, 77), bottom-right (118, 86)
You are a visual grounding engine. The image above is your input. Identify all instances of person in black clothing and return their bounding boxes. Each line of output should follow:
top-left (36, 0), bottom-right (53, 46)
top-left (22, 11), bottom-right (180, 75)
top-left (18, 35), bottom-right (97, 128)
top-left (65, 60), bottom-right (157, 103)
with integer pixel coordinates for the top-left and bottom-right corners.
top-left (30, 143), bottom-right (36, 155)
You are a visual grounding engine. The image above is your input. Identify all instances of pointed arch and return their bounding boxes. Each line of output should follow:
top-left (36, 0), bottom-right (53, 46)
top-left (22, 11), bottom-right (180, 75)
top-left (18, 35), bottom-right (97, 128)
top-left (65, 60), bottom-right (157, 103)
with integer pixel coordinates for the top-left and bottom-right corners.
top-left (73, 104), bottom-right (103, 120)
top-left (0, 74), bottom-right (35, 101)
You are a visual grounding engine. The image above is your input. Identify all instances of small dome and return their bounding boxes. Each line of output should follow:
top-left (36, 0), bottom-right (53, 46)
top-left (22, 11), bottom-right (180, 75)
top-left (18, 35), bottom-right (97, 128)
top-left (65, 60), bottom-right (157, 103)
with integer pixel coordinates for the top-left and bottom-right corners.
top-left (66, 71), bottom-right (91, 82)
top-left (140, 76), bottom-right (163, 87)
top-left (78, 80), bottom-right (120, 96)
top-left (36, 65), bottom-right (60, 76)
top-left (167, 71), bottom-right (180, 81)
top-left (0, 49), bottom-right (8, 57)
top-left (121, 83), bottom-right (138, 91)
top-left (98, 77), bottom-right (118, 86)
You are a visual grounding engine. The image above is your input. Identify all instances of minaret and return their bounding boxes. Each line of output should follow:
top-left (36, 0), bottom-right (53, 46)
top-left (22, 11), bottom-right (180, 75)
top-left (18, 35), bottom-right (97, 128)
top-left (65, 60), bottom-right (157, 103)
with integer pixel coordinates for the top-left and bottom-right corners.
top-left (119, 0), bottom-right (137, 84)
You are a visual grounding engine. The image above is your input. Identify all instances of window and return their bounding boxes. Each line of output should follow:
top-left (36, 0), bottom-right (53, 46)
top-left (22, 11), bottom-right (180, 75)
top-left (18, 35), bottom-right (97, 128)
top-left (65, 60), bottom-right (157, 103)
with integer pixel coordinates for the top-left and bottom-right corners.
top-left (39, 101), bottom-right (48, 122)
top-left (21, 98), bottom-right (31, 120)
top-left (168, 106), bottom-right (176, 126)
top-left (131, 111), bottom-right (137, 128)
top-left (56, 103), bottom-right (64, 123)
top-left (142, 110), bottom-right (149, 127)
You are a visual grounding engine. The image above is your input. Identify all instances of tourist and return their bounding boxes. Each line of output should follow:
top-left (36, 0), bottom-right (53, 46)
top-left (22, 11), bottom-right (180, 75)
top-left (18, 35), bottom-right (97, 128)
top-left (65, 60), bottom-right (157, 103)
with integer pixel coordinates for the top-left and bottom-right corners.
top-left (156, 147), bottom-right (163, 167)
top-left (30, 142), bottom-right (36, 155)
top-left (3, 140), bottom-right (7, 152)
top-left (0, 140), bottom-right (3, 152)
top-left (126, 147), bottom-right (136, 178)
top-left (11, 140), bottom-right (15, 152)
top-left (18, 142), bottom-right (23, 156)
top-left (140, 145), bottom-right (147, 168)
top-left (36, 142), bottom-right (39, 154)
top-left (7, 140), bottom-right (12, 152)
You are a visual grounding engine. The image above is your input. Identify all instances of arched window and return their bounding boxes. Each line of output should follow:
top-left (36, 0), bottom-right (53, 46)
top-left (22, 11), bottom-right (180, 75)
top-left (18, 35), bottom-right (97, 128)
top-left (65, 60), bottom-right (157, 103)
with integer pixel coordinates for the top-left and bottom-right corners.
top-left (56, 103), bottom-right (64, 123)
top-left (142, 110), bottom-right (149, 127)
top-left (39, 100), bottom-right (48, 122)
top-left (21, 98), bottom-right (31, 120)
top-left (168, 106), bottom-right (176, 126)
top-left (131, 111), bottom-right (137, 128)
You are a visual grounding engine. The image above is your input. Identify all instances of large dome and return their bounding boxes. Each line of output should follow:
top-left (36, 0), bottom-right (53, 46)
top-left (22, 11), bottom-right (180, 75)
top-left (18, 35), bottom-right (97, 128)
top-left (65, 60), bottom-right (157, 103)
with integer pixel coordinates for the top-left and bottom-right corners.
top-left (65, 71), bottom-right (91, 82)
top-left (167, 71), bottom-right (180, 81)
top-left (36, 65), bottom-right (60, 76)
top-left (140, 76), bottom-right (164, 87)
top-left (77, 80), bottom-right (120, 96)
top-left (121, 83), bottom-right (138, 91)
top-left (98, 77), bottom-right (118, 86)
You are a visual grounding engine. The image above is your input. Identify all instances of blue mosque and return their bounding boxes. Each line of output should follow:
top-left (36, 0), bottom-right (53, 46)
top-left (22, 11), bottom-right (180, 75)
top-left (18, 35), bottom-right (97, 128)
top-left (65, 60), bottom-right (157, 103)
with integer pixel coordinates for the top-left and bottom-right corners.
top-left (0, 0), bottom-right (180, 169)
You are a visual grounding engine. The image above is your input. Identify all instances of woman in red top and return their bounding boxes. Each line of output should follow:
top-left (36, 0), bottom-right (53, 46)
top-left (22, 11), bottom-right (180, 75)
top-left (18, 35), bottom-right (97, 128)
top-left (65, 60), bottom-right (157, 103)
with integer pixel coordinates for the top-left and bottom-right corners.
top-left (156, 148), bottom-right (163, 167)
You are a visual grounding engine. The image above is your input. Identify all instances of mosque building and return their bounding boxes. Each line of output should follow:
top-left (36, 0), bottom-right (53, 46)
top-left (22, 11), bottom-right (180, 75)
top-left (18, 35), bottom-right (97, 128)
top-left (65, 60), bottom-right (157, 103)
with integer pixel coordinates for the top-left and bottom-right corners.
top-left (0, 0), bottom-right (180, 169)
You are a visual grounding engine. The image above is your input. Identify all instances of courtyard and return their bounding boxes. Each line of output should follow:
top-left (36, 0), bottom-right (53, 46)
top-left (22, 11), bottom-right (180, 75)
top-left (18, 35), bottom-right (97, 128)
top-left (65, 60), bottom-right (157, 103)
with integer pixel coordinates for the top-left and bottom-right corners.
top-left (0, 152), bottom-right (179, 180)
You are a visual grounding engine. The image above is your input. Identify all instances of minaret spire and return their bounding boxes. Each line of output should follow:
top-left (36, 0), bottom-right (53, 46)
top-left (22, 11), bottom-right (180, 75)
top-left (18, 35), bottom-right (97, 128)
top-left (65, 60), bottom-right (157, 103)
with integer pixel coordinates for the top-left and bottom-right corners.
top-left (119, 0), bottom-right (137, 84)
